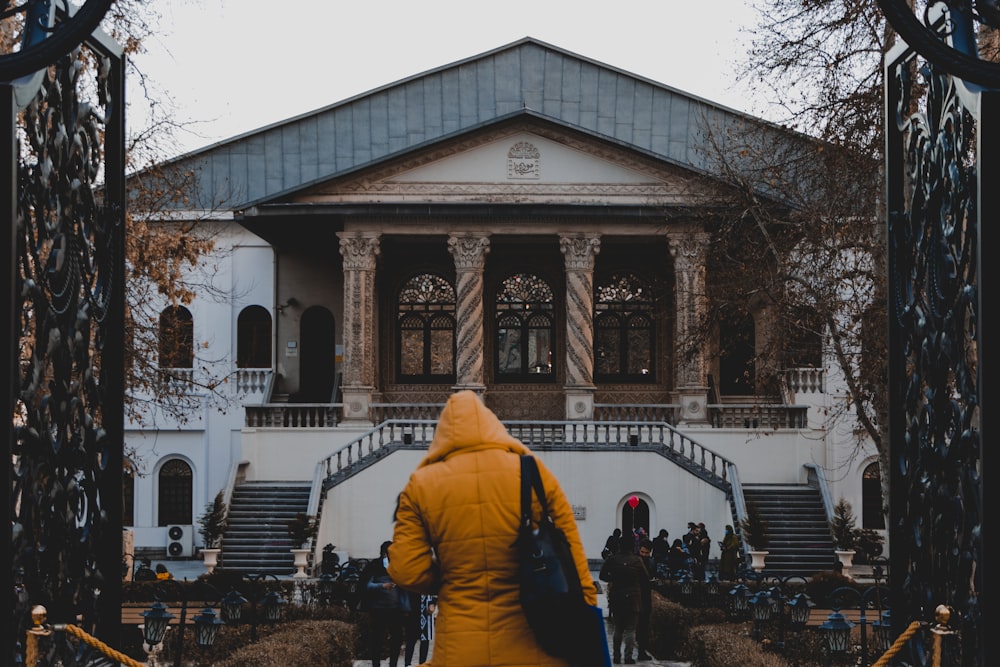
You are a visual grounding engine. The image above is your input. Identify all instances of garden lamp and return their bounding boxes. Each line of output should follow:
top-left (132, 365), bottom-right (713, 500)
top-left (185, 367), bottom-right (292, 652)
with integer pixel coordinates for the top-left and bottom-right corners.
top-left (872, 609), bottom-right (892, 653)
top-left (260, 590), bottom-right (285, 623)
top-left (141, 601), bottom-right (175, 647)
top-left (728, 583), bottom-right (751, 618)
top-left (787, 593), bottom-right (815, 631)
top-left (192, 607), bottom-right (224, 649)
top-left (819, 609), bottom-right (855, 655)
top-left (220, 589), bottom-right (247, 624)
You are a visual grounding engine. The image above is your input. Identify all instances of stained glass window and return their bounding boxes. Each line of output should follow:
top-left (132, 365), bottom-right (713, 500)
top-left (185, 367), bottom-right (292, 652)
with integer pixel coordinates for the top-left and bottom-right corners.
top-left (397, 273), bottom-right (456, 381)
top-left (496, 273), bottom-right (555, 380)
top-left (595, 272), bottom-right (654, 381)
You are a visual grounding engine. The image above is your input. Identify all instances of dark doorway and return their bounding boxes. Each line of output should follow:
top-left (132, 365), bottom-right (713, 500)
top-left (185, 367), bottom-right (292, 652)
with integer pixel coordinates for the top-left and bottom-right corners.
top-left (621, 497), bottom-right (650, 540)
top-left (299, 306), bottom-right (336, 402)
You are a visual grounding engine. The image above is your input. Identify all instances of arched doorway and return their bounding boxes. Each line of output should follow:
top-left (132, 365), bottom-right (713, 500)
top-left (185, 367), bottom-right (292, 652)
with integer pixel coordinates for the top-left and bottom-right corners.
top-left (299, 306), bottom-right (336, 402)
top-left (620, 495), bottom-right (650, 543)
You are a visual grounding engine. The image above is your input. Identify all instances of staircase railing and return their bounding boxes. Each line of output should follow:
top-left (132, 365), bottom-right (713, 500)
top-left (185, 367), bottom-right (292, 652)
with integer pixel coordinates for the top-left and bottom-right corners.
top-left (314, 418), bottom-right (736, 496)
top-left (804, 462), bottom-right (836, 523)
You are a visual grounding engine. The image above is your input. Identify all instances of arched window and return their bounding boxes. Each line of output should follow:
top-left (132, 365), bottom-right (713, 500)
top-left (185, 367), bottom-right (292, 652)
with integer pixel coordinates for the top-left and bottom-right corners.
top-left (158, 306), bottom-right (194, 368)
top-left (496, 273), bottom-right (555, 381)
top-left (397, 273), bottom-right (456, 382)
top-left (237, 305), bottom-right (272, 368)
top-left (862, 462), bottom-right (885, 529)
top-left (719, 312), bottom-right (755, 395)
top-left (158, 459), bottom-right (193, 526)
top-left (595, 272), bottom-right (655, 381)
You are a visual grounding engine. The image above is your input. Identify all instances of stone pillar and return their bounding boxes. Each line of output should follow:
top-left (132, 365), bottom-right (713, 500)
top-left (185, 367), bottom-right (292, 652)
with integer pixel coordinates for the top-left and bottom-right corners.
top-left (667, 229), bottom-right (710, 424)
top-left (560, 235), bottom-right (601, 420)
top-left (338, 232), bottom-right (381, 422)
top-left (447, 234), bottom-right (490, 394)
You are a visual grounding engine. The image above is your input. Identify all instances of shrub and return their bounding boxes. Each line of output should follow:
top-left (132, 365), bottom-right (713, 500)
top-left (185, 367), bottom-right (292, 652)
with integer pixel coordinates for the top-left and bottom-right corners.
top-left (805, 569), bottom-right (860, 606)
top-left (830, 498), bottom-right (859, 550)
top-left (684, 623), bottom-right (793, 667)
top-left (287, 512), bottom-right (318, 548)
top-left (197, 490), bottom-right (228, 549)
top-left (740, 500), bottom-right (769, 551)
top-left (646, 590), bottom-right (727, 658)
top-left (213, 619), bottom-right (357, 667)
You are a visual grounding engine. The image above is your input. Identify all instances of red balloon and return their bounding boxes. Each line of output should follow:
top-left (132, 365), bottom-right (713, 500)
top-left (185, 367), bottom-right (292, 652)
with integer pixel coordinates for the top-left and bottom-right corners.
top-left (628, 496), bottom-right (639, 509)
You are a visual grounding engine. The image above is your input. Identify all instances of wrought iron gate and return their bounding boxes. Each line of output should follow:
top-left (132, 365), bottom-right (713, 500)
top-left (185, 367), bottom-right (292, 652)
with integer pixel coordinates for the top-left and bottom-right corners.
top-left (881, 2), bottom-right (990, 664)
top-left (3, 3), bottom-right (123, 664)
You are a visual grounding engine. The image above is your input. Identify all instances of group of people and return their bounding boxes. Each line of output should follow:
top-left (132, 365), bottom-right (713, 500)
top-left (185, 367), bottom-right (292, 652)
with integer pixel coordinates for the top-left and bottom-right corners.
top-left (362, 540), bottom-right (437, 667)
top-left (602, 520), bottom-right (743, 583)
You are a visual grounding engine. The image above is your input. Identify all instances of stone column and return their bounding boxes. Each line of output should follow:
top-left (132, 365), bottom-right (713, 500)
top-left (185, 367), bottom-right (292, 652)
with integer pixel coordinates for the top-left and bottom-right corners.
top-left (447, 234), bottom-right (490, 394)
top-left (667, 229), bottom-right (711, 424)
top-left (338, 232), bottom-right (381, 422)
top-left (560, 235), bottom-right (601, 420)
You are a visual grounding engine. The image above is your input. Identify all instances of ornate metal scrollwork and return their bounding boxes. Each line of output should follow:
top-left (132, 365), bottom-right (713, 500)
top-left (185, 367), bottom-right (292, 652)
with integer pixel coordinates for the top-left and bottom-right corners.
top-left (0, 0), bottom-right (113, 80)
top-left (886, 34), bottom-right (983, 667)
top-left (877, 0), bottom-right (1000, 87)
top-left (7, 36), bottom-right (123, 664)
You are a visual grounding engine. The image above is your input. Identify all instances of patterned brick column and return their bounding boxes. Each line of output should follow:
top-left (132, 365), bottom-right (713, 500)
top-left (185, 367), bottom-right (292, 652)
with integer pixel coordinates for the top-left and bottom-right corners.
top-left (338, 232), bottom-right (381, 421)
top-left (667, 229), bottom-right (710, 424)
top-left (447, 234), bottom-right (490, 393)
top-left (560, 235), bottom-right (601, 419)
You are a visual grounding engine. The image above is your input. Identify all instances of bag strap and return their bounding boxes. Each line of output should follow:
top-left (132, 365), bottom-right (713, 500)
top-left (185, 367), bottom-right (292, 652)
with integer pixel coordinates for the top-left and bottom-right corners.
top-left (520, 455), bottom-right (550, 529)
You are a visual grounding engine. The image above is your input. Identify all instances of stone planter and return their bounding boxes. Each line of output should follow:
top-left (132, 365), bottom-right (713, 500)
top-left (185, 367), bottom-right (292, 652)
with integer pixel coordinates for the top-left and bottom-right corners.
top-left (749, 550), bottom-right (769, 573)
top-left (202, 548), bottom-right (221, 574)
top-left (835, 549), bottom-right (856, 574)
top-left (291, 547), bottom-right (311, 578)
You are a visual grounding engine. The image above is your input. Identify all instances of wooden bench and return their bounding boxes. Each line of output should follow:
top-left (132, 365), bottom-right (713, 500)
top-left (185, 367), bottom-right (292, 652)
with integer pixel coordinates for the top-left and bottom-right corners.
top-left (121, 604), bottom-right (219, 626)
top-left (806, 608), bottom-right (877, 627)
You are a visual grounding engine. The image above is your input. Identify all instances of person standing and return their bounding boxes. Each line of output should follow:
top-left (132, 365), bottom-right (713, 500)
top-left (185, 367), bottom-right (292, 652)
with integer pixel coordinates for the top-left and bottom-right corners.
top-left (603, 528), bottom-right (622, 560)
top-left (387, 390), bottom-right (598, 667)
top-left (362, 540), bottom-right (409, 667)
top-left (403, 592), bottom-right (436, 667)
top-left (600, 534), bottom-right (646, 664)
top-left (635, 539), bottom-right (655, 661)
top-left (650, 529), bottom-right (670, 576)
top-left (719, 525), bottom-right (740, 580)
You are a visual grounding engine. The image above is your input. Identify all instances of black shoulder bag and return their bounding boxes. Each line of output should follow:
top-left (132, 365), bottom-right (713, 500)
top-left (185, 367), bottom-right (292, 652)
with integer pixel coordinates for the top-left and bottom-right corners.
top-left (518, 455), bottom-right (611, 667)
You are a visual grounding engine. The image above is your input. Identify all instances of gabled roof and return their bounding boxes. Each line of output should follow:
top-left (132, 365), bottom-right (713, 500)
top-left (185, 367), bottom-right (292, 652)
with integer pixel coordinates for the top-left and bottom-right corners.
top-left (154, 37), bottom-right (776, 212)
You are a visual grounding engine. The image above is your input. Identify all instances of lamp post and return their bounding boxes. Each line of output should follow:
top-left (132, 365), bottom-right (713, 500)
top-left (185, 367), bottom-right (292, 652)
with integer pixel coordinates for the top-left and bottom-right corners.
top-left (141, 578), bottom-right (223, 667)
top-left (220, 573), bottom-right (285, 642)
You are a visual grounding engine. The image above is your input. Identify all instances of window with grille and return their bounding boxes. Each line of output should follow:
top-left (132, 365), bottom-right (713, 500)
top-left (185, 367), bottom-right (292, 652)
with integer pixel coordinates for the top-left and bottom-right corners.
top-left (396, 273), bottom-right (456, 382)
top-left (595, 272), bottom-right (655, 381)
top-left (157, 459), bottom-right (193, 526)
top-left (495, 273), bottom-right (555, 381)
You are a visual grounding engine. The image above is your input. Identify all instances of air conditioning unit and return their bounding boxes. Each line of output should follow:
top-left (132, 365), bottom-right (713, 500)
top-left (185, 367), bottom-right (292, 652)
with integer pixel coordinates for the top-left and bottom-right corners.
top-left (166, 524), bottom-right (193, 558)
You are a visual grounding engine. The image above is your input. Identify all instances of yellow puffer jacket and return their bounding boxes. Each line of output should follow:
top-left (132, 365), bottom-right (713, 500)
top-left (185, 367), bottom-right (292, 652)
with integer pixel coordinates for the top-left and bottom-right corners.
top-left (388, 390), bottom-right (597, 666)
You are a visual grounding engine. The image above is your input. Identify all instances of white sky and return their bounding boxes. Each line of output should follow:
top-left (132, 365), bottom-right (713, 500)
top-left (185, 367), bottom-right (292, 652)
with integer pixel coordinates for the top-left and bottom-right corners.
top-left (130, 0), bottom-right (766, 158)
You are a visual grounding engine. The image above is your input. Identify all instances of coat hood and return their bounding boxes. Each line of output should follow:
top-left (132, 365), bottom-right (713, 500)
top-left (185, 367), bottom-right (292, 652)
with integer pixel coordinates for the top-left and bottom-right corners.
top-left (419, 390), bottom-right (528, 467)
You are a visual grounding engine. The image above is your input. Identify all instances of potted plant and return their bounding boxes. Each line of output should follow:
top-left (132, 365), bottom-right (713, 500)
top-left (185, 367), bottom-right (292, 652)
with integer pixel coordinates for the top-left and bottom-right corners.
top-left (287, 513), bottom-right (318, 578)
top-left (830, 497), bottom-right (859, 572)
top-left (197, 490), bottom-right (228, 574)
top-left (740, 501), bottom-right (769, 572)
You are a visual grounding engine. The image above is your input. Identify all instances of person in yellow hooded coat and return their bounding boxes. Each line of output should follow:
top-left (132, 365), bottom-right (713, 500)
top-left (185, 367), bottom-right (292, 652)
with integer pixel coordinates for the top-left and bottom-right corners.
top-left (388, 390), bottom-right (598, 666)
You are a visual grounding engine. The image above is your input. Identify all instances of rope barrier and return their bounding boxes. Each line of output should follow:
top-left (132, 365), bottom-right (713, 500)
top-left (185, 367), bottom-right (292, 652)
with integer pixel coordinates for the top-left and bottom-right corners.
top-left (871, 621), bottom-right (925, 667)
top-left (62, 623), bottom-right (148, 667)
top-left (24, 605), bottom-right (148, 667)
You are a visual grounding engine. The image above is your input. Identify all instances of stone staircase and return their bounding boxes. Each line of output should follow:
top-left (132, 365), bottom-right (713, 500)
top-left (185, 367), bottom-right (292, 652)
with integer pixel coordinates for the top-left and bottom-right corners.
top-left (742, 483), bottom-right (834, 578)
top-left (220, 481), bottom-right (311, 575)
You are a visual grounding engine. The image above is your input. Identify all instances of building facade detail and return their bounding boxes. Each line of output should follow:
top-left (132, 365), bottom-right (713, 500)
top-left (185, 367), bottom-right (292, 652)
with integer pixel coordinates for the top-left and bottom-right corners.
top-left (560, 235), bottom-right (601, 418)
top-left (338, 232), bottom-right (382, 419)
top-left (667, 229), bottom-right (710, 423)
top-left (447, 234), bottom-right (491, 392)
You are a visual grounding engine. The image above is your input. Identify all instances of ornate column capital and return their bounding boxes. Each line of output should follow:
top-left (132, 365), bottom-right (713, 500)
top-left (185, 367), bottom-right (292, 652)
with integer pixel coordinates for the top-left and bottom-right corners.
top-left (666, 230), bottom-right (710, 273)
top-left (337, 232), bottom-right (381, 270)
top-left (559, 235), bottom-right (601, 271)
top-left (447, 234), bottom-right (491, 270)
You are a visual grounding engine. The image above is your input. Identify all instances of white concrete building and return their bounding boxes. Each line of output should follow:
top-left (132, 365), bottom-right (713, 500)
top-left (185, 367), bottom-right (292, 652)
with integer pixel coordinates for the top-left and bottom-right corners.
top-left (125, 38), bottom-right (884, 577)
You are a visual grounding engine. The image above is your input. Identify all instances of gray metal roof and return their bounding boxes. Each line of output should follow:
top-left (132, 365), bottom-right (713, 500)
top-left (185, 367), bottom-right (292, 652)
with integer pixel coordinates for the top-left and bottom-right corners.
top-left (155, 37), bottom-right (771, 212)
